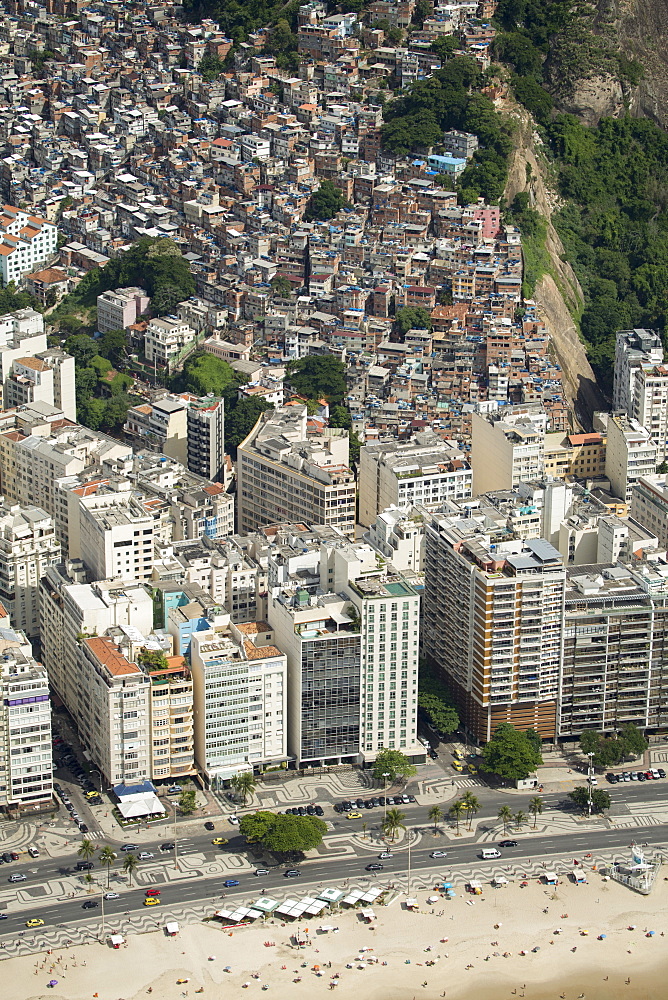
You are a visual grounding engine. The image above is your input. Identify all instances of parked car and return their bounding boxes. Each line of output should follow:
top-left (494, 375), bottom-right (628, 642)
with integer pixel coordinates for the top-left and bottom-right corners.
top-left (120, 845), bottom-right (138, 852)
top-left (204, 821), bottom-right (215, 831)
top-left (637, 771), bottom-right (646, 781)
top-left (27, 847), bottom-right (39, 858)
top-left (138, 852), bottom-right (154, 860)
top-left (229, 815), bottom-right (239, 825)
top-left (606, 773), bottom-right (619, 783)
top-left (314, 805), bottom-right (324, 816)
top-left (658, 768), bottom-right (667, 778)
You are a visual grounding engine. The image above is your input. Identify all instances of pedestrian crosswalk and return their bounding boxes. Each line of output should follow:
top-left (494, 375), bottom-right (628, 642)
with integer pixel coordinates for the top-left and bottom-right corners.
top-left (451, 777), bottom-right (485, 790)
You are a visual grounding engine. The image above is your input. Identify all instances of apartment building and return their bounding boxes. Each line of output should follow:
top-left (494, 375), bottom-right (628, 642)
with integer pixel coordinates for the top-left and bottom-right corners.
top-left (423, 512), bottom-right (566, 742)
top-left (0, 405), bottom-right (130, 527)
top-left (632, 364), bottom-right (668, 462)
top-left (187, 397), bottom-right (225, 482)
top-left (144, 317), bottom-right (196, 371)
top-left (124, 396), bottom-right (188, 467)
top-left (190, 619), bottom-right (287, 782)
top-left (0, 622), bottom-right (52, 811)
top-left (612, 328), bottom-right (663, 413)
top-left (605, 413), bottom-right (657, 503)
top-left (0, 502), bottom-right (60, 636)
top-left (358, 431), bottom-right (472, 527)
top-left (0, 205), bottom-right (57, 286)
top-left (470, 408), bottom-right (546, 494)
top-left (38, 571), bottom-right (154, 728)
top-left (96, 286), bottom-right (149, 334)
top-left (77, 636), bottom-right (152, 787)
top-left (74, 487), bottom-right (155, 583)
top-left (631, 474), bottom-right (668, 549)
top-left (365, 503), bottom-right (428, 574)
top-left (269, 588), bottom-right (362, 767)
top-left (145, 655), bottom-right (196, 782)
top-left (237, 404), bottom-right (356, 537)
top-left (543, 431), bottom-right (606, 482)
top-left (559, 557), bottom-right (668, 738)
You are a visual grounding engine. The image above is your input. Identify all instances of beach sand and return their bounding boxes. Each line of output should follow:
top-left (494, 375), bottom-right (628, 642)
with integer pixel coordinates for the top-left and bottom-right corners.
top-left (8, 869), bottom-right (668, 1000)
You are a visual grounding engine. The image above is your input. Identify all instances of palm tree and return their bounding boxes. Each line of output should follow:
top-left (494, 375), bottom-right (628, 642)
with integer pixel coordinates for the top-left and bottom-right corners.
top-left (231, 771), bottom-right (256, 806)
top-left (122, 853), bottom-right (139, 886)
top-left (83, 871), bottom-right (95, 894)
top-left (361, 821), bottom-right (368, 840)
top-left (428, 804), bottom-right (443, 833)
top-left (514, 810), bottom-right (527, 831)
top-left (461, 790), bottom-right (480, 831)
top-left (77, 839), bottom-right (96, 863)
top-left (382, 807), bottom-right (406, 842)
top-left (98, 845), bottom-right (117, 888)
top-left (449, 799), bottom-right (465, 834)
top-left (497, 804), bottom-right (513, 835)
top-left (529, 795), bottom-right (543, 829)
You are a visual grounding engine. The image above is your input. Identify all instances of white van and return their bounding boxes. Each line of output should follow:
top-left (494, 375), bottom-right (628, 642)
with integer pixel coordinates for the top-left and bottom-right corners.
top-left (480, 848), bottom-right (501, 860)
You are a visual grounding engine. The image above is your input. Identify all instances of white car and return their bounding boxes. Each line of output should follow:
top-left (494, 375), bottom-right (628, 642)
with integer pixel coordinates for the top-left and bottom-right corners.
top-left (138, 852), bottom-right (154, 860)
top-left (229, 815), bottom-right (239, 825)
top-left (430, 851), bottom-right (448, 859)
top-left (587, 776), bottom-right (598, 785)
top-left (104, 892), bottom-right (120, 900)
top-left (378, 852), bottom-right (394, 859)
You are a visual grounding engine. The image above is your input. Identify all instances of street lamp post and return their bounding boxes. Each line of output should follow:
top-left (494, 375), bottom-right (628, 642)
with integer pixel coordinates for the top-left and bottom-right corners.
top-left (587, 752), bottom-right (595, 817)
top-left (100, 883), bottom-right (105, 943)
top-left (407, 828), bottom-right (412, 896)
top-left (173, 801), bottom-right (179, 871)
top-left (382, 773), bottom-right (390, 830)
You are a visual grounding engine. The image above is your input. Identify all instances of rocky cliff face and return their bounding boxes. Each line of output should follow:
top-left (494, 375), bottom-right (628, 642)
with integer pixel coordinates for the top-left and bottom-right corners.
top-left (502, 102), bottom-right (607, 429)
top-left (545, 0), bottom-right (668, 127)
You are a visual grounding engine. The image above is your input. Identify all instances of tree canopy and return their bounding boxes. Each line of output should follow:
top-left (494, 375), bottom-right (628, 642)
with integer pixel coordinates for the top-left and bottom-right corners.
top-left (568, 786), bottom-right (611, 814)
top-left (178, 353), bottom-right (241, 397)
top-left (286, 355), bottom-right (348, 404)
top-left (372, 748), bottom-right (417, 782)
top-left (239, 810), bottom-right (327, 853)
top-left (304, 180), bottom-right (346, 221)
top-left (579, 725), bottom-right (648, 768)
top-left (380, 56), bottom-right (512, 202)
top-left (418, 670), bottom-right (460, 735)
top-left (481, 723), bottom-right (543, 781)
top-left (394, 306), bottom-right (433, 337)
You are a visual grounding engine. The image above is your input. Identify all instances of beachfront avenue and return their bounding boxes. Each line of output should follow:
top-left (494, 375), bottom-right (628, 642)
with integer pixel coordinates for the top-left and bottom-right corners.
top-left (2, 820), bottom-right (668, 944)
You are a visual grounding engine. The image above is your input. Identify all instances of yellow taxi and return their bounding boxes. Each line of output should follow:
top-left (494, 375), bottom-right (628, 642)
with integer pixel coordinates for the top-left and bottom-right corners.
top-left (212, 837), bottom-right (228, 846)
top-left (346, 811), bottom-right (362, 819)
top-left (452, 761), bottom-right (464, 772)
top-left (144, 897), bottom-right (160, 906)
top-left (85, 790), bottom-right (99, 799)
top-left (26, 918), bottom-right (44, 928)
top-left (467, 764), bottom-right (478, 774)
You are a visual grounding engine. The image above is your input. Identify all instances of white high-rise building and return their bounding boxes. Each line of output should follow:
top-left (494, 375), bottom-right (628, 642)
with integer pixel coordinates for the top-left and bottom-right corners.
top-left (631, 364), bottom-right (668, 462)
top-left (612, 328), bottom-right (663, 413)
top-left (190, 618), bottom-right (287, 782)
top-left (0, 623), bottom-right (53, 810)
top-left (78, 636), bottom-right (152, 786)
top-left (605, 413), bottom-right (658, 503)
top-left (358, 432), bottom-right (472, 527)
top-left (0, 502), bottom-right (60, 636)
top-left (0, 207), bottom-right (57, 286)
top-left (470, 409), bottom-right (547, 495)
